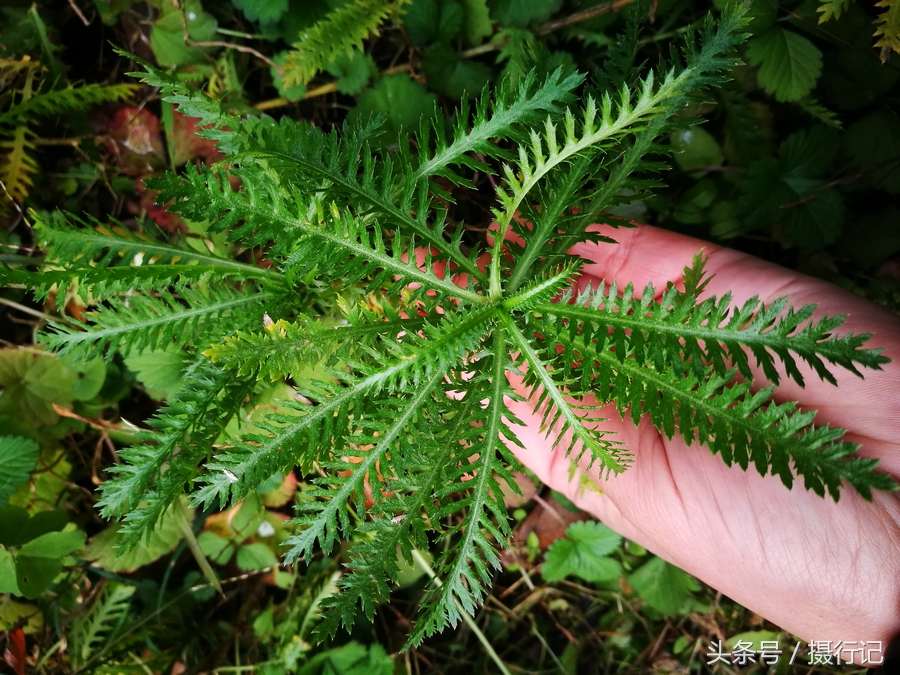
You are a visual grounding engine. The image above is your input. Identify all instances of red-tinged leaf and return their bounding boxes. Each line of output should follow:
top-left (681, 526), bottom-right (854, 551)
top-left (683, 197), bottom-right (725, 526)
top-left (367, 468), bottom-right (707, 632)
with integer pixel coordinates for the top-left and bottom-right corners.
top-left (170, 109), bottom-right (223, 167)
top-left (130, 179), bottom-right (186, 234)
top-left (105, 107), bottom-right (166, 177)
top-left (3, 627), bottom-right (26, 675)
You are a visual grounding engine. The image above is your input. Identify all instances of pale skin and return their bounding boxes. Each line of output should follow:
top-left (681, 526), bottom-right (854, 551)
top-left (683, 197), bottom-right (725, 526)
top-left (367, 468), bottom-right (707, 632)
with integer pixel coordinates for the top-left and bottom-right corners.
top-left (502, 224), bottom-right (900, 665)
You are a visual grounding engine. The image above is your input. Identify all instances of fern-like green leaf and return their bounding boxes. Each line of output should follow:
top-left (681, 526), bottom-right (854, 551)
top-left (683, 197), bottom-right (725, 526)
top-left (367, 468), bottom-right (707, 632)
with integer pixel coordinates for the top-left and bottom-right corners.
top-left (0, 83), bottom-right (137, 128)
top-left (281, 0), bottom-right (403, 88)
top-left (97, 361), bottom-right (253, 547)
top-left (41, 286), bottom-right (274, 360)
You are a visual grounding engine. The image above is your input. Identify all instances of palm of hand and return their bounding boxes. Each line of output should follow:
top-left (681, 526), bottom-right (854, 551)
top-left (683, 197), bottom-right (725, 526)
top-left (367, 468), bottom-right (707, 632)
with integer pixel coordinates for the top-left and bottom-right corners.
top-left (505, 224), bottom-right (900, 657)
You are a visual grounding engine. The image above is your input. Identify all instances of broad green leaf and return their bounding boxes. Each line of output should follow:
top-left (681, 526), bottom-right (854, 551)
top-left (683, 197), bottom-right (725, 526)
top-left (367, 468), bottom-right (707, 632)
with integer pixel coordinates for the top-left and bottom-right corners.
top-left (232, 0), bottom-right (288, 23)
top-left (0, 508), bottom-right (68, 548)
top-left (236, 542), bottom-right (279, 571)
top-left (671, 127), bottom-right (724, 175)
top-left (124, 346), bottom-right (187, 400)
top-left (197, 530), bottom-right (234, 565)
top-left (325, 51), bottom-right (376, 95)
top-left (0, 507), bottom-right (29, 547)
top-left (150, 1), bottom-right (218, 67)
top-left (15, 529), bottom-right (86, 599)
top-left (0, 350), bottom-right (75, 427)
top-left (739, 126), bottom-right (844, 247)
top-left (627, 556), bottom-right (699, 616)
top-left (461, 0), bottom-right (492, 45)
top-left (297, 642), bottom-right (394, 675)
top-left (17, 529), bottom-right (85, 559)
top-left (845, 110), bottom-right (900, 194)
top-left (746, 27), bottom-right (823, 102)
top-left (542, 521), bottom-right (622, 583)
top-left (84, 501), bottom-right (188, 572)
top-left (0, 436), bottom-right (39, 506)
top-left (15, 555), bottom-right (63, 599)
top-left (422, 43), bottom-right (492, 98)
top-left (837, 207), bottom-right (900, 268)
top-left (404, 0), bottom-right (463, 46)
top-left (0, 548), bottom-right (21, 594)
top-left (492, 0), bottom-right (561, 27)
top-left (349, 74), bottom-right (437, 145)
top-left (68, 357), bottom-right (106, 401)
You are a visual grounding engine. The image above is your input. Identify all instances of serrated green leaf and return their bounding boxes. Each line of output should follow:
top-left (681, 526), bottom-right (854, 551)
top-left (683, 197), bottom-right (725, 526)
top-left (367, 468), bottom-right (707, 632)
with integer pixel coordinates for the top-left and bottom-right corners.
top-left (845, 110), bottom-right (900, 194)
top-left (124, 347), bottom-right (187, 400)
top-left (232, 0), bottom-right (288, 23)
top-left (875, 0), bottom-right (900, 58)
top-left (0, 436), bottom-right (39, 506)
top-left (542, 521), bottom-right (622, 583)
top-left (348, 74), bottom-right (437, 145)
top-left (627, 556), bottom-right (699, 616)
top-left (150, 2), bottom-right (218, 67)
top-left (492, 0), bottom-right (561, 27)
top-left (739, 126), bottom-right (844, 247)
top-left (817, 0), bottom-right (851, 23)
top-left (461, 0), bottom-right (492, 45)
top-left (746, 27), bottom-right (823, 102)
top-left (422, 43), bottom-right (492, 98)
top-left (404, 0), bottom-right (463, 45)
top-left (325, 50), bottom-right (376, 95)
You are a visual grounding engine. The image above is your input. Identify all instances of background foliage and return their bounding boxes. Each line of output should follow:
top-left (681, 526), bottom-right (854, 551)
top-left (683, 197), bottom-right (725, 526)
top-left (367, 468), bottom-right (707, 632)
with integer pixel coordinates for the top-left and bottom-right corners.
top-left (0, 0), bottom-right (898, 673)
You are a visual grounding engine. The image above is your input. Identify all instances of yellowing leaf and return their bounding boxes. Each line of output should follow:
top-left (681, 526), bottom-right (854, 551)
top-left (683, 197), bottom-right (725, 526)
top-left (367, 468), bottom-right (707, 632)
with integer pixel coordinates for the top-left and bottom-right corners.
top-left (817, 0), bottom-right (851, 23)
top-left (875, 0), bottom-right (900, 61)
top-left (0, 127), bottom-right (38, 203)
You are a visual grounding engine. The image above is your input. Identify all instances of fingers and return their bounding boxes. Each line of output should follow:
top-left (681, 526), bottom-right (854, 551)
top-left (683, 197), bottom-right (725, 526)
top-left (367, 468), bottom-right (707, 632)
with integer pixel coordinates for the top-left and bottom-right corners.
top-left (567, 223), bottom-right (900, 474)
top-left (502, 391), bottom-right (900, 656)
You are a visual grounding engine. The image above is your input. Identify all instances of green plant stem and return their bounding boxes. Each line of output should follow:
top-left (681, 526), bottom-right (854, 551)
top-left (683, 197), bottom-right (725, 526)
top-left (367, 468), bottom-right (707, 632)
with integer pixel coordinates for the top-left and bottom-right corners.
top-left (175, 499), bottom-right (224, 596)
top-left (411, 549), bottom-right (512, 675)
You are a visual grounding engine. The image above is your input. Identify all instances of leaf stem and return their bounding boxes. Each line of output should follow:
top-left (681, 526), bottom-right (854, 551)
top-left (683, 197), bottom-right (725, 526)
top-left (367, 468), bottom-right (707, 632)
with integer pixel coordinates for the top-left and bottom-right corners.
top-left (411, 549), bottom-right (513, 675)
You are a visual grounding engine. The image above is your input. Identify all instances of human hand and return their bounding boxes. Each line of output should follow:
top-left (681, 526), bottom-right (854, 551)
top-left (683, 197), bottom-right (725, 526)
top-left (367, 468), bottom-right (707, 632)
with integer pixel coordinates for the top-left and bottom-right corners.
top-left (503, 223), bottom-right (900, 664)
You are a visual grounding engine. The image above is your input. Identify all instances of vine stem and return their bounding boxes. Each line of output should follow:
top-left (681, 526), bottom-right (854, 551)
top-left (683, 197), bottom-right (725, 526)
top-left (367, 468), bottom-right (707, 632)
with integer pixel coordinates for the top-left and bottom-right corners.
top-left (411, 549), bottom-right (513, 675)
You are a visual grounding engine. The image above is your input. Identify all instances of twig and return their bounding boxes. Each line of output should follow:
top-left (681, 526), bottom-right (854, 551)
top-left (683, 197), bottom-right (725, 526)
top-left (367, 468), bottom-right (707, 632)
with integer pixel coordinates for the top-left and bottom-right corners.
top-left (0, 296), bottom-right (57, 323)
top-left (537, 0), bottom-right (637, 35)
top-left (51, 403), bottom-right (134, 433)
top-left (174, 0), bottom-right (282, 74)
top-left (254, 63), bottom-right (412, 111)
top-left (66, 0), bottom-right (90, 26)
